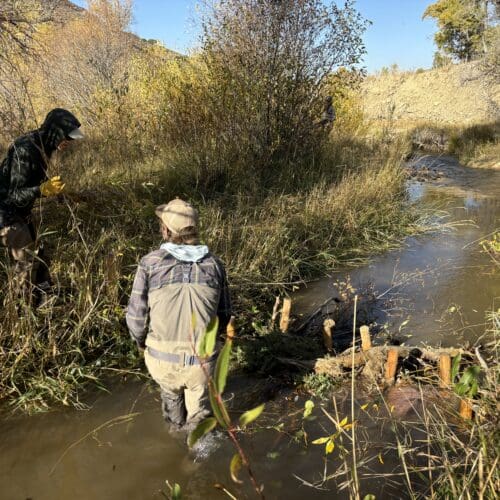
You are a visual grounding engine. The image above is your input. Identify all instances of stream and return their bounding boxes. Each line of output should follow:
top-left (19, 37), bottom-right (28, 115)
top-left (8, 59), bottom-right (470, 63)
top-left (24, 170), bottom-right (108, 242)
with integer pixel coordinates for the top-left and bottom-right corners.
top-left (0, 155), bottom-right (498, 500)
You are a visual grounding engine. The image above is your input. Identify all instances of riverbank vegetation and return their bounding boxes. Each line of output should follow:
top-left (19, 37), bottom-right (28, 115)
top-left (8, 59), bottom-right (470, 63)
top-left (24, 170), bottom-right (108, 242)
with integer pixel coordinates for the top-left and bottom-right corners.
top-left (408, 120), bottom-right (500, 168)
top-left (298, 311), bottom-right (500, 499)
top-left (0, 0), bottom-right (420, 412)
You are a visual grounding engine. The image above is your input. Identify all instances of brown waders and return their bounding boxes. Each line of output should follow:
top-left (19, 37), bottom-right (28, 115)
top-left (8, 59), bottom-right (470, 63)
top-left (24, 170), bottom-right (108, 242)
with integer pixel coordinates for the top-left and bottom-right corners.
top-left (144, 349), bottom-right (214, 429)
top-left (0, 217), bottom-right (52, 301)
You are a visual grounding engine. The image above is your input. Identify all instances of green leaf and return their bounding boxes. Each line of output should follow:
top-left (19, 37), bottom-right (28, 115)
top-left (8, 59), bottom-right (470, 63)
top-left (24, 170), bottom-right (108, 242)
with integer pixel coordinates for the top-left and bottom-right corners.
top-left (239, 403), bottom-right (265, 428)
top-left (469, 379), bottom-right (479, 398)
top-left (303, 400), bottom-right (315, 419)
top-left (214, 339), bottom-right (232, 394)
top-left (451, 354), bottom-right (462, 381)
top-left (363, 495), bottom-right (376, 500)
top-left (188, 417), bottom-right (217, 448)
top-left (209, 388), bottom-right (230, 428)
top-left (199, 316), bottom-right (219, 357)
top-left (229, 453), bottom-right (243, 484)
top-left (171, 483), bottom-right (182, 500)
top-left (454, 382), bottom-right (468, 397)
top-left (459, 366), bottom-right (481, 387)
top-left (204, 316), bottom-right (219, 356)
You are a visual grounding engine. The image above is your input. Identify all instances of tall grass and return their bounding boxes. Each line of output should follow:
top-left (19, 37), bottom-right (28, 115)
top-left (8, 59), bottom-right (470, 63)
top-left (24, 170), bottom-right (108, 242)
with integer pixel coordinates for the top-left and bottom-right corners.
top-left (407, 120), bottom-right (499, 166)
top-left (0, 132), bottom-right (415, 412)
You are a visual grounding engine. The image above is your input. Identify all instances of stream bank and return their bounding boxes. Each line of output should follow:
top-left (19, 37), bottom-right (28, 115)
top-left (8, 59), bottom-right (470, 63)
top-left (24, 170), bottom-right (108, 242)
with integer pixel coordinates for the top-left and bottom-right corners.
top-left (0, 155), bottom-right (498, 499)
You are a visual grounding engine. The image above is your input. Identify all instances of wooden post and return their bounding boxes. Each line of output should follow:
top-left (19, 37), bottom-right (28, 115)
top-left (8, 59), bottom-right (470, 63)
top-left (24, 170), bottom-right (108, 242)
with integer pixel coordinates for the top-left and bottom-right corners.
top-left (459, 399), bottom-right (473, 420)
top-left (385, 349), bottom-right (399, 385)
top-left (360, 325), bottom-right (371, 351)
top-left (280, 298), bottom-right (292, 333)
top-left (439, 354), bottom-right (451, 388)
top-left (271, 296), bottom-right (281, 327)
top-left (322, 319), bottom-right (335, 352)
top-left (226, 316), bottom-right (236, 340)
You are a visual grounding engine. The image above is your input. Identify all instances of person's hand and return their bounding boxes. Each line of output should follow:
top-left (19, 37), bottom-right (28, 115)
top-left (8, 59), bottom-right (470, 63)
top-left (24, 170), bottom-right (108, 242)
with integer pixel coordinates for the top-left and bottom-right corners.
top-left (40, 176), bottom-right (65, 197)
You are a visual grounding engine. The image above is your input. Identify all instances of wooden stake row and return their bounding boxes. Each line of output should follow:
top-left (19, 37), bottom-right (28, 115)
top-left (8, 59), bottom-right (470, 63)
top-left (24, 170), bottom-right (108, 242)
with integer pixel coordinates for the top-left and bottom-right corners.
top-left (383, 350), bottom-right (473, 420)
top-left (274, 297), bottom-right (473, 421)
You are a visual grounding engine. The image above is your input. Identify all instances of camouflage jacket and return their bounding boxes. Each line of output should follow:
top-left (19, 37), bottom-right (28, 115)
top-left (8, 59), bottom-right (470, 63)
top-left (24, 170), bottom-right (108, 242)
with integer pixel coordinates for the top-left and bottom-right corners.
top-left (0, 109), bottom-right (81, 227)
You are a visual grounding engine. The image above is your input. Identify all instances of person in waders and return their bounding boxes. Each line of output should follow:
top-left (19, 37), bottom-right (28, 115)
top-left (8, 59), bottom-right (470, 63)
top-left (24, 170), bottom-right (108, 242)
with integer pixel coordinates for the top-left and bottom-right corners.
top-left (0, 108), bottom-right (84, 305)
top-left (126, 198), bottom-right (231, 431)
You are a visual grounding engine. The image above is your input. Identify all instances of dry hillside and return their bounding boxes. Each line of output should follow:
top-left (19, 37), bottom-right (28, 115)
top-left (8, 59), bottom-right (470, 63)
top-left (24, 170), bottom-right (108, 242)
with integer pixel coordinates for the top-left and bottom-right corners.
top-left (362, 62), bottom-right (500, 125)
top-left (53, 0), bottom-right (178, 54)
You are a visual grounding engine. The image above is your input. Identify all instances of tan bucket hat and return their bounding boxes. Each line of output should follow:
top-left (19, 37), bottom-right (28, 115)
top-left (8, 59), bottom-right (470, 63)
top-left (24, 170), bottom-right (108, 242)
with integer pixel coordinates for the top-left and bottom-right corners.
top-left (155, 198), bottom-right (199, 234)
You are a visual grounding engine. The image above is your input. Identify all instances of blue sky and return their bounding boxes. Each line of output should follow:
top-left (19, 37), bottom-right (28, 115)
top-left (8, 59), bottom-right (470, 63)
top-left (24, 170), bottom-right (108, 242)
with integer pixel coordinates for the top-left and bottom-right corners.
top-left (73, 0), bottom-right (438, 73)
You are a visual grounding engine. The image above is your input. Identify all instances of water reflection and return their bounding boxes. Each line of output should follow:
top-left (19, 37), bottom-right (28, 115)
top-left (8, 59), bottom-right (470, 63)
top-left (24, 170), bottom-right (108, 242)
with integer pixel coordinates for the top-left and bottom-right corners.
top-left (295, 156), bottom-right (500, 347)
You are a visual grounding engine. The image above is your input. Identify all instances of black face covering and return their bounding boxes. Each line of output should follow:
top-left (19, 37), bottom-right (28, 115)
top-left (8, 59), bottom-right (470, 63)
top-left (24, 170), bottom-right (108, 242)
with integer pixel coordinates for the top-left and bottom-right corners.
top-left (40, 108), bottom-right (82, 152)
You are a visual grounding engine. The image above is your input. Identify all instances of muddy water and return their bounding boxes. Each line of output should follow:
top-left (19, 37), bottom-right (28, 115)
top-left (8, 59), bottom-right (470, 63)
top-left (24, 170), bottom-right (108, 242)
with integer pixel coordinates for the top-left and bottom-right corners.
top-left (295, 155), bottom-right (500, 347)
top-left (0, 156), bottom-right (498, 500)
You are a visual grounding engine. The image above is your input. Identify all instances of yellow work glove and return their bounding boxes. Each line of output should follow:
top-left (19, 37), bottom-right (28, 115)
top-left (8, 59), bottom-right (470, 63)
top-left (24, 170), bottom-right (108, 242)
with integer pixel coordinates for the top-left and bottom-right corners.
top-left (40, 176), bottom-right (65, 197)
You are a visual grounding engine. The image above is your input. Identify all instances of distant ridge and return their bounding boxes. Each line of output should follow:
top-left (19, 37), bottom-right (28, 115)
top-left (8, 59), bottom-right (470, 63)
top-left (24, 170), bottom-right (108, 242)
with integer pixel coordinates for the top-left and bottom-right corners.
top-left (53, 0), bottom-right (180, 56)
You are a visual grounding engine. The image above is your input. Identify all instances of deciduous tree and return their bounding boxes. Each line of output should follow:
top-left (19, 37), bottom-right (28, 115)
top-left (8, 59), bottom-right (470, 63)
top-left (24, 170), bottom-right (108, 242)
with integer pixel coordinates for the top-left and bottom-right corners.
top-left (196, 0), bottom-right (369, 179)
top-left (423, 0), bottom-right (495, 62)
top-left (0, 0), bottom-right (61, 135)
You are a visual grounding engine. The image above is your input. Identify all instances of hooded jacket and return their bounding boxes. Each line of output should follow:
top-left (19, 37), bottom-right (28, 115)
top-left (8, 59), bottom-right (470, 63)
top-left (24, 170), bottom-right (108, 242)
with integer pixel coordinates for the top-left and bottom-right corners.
top-left (0, 109), bottom-right (81, 227)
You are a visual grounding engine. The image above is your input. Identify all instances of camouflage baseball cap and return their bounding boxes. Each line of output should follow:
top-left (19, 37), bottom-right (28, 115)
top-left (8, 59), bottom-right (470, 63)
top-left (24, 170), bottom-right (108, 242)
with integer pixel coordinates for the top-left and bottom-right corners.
top-left (155, 198), bottom-right (199, 234)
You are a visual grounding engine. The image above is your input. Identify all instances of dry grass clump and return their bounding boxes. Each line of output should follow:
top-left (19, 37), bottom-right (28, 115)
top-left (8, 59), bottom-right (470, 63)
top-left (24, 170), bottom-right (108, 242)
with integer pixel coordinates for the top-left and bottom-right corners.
top-left (406, 120), bottom-right (500, 168)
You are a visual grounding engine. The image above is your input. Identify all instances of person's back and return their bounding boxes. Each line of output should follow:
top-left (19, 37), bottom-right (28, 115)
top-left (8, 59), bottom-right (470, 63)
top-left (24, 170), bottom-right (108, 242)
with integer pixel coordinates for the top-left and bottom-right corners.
top-left (319, 95), bottom-right (336, 130)
top-left (129, 246), bottom-right (229, 356)
top-left (126, 198), bottom-right (231, 430)
top-left (0, 131), bottom-right (47, 224)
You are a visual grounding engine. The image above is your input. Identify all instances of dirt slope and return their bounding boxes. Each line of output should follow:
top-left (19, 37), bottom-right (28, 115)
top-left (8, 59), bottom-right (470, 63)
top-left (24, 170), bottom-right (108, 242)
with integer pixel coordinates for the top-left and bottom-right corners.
top-left (362, 62), bottom-right (500, 125)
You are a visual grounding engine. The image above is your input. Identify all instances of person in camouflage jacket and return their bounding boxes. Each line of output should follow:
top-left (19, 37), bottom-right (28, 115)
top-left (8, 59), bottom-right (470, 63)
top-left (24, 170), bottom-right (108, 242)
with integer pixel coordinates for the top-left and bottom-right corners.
top-left (0, 108), bottom-right (84, 301)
